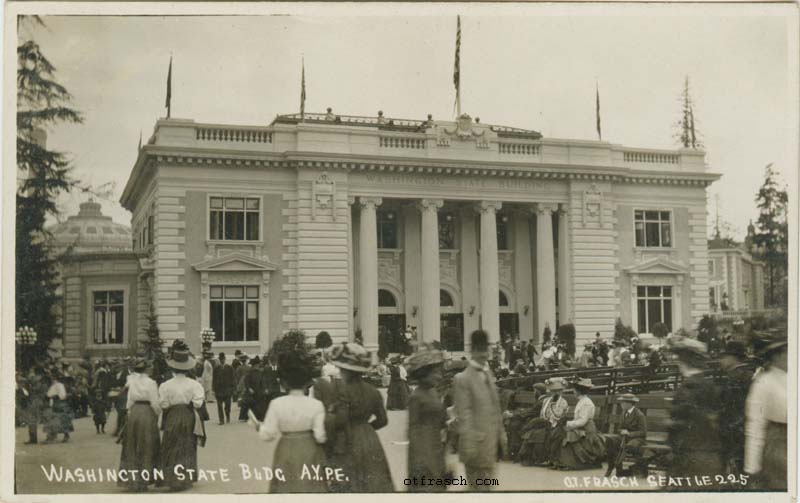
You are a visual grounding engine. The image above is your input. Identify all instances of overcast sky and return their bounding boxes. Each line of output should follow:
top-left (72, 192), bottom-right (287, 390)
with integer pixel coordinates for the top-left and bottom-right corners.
top-left (19, 6), bottom-right (797, 239)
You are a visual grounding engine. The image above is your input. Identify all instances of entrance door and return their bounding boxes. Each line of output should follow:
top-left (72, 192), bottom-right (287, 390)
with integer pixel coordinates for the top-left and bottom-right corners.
top-left (499, 313), bottom-right (520, 341)
top-left (378, 314), bottom-right (406, 354)
top-left (440, 313), bottom-right (465, 351)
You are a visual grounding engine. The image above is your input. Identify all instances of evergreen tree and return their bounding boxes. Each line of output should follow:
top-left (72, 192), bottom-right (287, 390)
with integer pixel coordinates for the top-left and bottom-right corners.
top-left (16, 24), bottom-right (83, 363)
top-left (140, 302), bottom-right (169, 383)
top-left (752, 164), bottom-right (788, 307)
top-left (674, 76), bottom-right (703, 149)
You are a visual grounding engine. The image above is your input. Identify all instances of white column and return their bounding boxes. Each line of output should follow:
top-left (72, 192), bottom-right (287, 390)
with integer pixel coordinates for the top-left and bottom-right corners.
top-left (557, 204), bottom-right (572, 325)
top-left (358, 197), bottom-right (381, 350)
top-left (478, 201), bottom-right (502, 344)
top-left (536, 203), bottom-right (557, 335)
top-left (418, 199), bottom-right (443, 343)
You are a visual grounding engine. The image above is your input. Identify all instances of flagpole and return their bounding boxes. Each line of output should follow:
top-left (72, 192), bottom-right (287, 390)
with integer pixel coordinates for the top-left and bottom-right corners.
top-left (453, 15), bottom-right (461, 118)
top-left (595, 80), bottom-right (602, 141)
top-left (166, 54), bottom-right (173, 119)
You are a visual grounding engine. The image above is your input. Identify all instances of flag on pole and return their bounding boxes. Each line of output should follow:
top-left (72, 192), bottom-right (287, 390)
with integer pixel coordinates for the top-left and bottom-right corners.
top-left (453, 15), bottom-right (461, 117)
top-left (595, 81), bottom-right (602, 141)
top-left (166, 56), bottom-right (172, 118)
top-left (300, 57), bottom-right (306, 121)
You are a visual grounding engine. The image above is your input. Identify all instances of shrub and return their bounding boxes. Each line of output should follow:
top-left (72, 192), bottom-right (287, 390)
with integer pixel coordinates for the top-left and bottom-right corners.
top-left (556, 323), bottom-right (576, 357)
top-left (315, 330), bottom-right (333, 349)
top-left (651, 322), bottom-right (669, 340)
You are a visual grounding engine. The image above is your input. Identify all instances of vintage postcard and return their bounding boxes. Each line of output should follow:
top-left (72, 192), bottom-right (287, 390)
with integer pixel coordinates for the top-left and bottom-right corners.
top-left (1, 2), bottom-right (797, 501)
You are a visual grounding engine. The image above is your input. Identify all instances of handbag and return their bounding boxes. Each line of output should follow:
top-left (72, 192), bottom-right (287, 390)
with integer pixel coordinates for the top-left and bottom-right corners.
top-left (198, 402), bottom-right (210, 422)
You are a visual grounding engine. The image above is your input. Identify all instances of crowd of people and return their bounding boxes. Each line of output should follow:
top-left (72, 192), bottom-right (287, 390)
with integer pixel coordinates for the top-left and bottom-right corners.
top-left (15, 323), bottom-right (787, 493)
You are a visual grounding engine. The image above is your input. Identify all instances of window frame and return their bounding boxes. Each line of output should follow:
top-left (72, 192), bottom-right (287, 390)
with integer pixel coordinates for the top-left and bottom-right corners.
top-left (635, 285), bottom-right (673, 335)
top-left (207, 194), bottom-right (263, 243)
top-left (438, 210), bottom-right (457, 250)
top-left (633, 208), bottom-right (674, 249)
top-left (376, 209), bottom-right (400, 249)
top-left (86, 284), bottom-right (129, 349)
top-left (209, 284), bottom-right (260, 343)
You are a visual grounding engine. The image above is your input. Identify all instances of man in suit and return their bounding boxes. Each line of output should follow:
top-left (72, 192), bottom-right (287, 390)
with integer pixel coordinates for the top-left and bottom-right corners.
top-left (212, 352), bottom-right (235, 424)
top-left (604, 393), bottom-right (648, 476)
top-left (454, 330), bottom-right (507, 491)
top-left (262, 354), bottom-right (283, 412)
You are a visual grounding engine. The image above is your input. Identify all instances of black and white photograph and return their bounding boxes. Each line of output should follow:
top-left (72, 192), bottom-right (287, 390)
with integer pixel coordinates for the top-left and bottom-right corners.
top-left (2, 3), bottom-right (797, 498)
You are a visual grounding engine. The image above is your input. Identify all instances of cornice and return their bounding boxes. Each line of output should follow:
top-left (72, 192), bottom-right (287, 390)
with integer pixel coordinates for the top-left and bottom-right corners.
top-left (133, 148), bottom-right (720, 191)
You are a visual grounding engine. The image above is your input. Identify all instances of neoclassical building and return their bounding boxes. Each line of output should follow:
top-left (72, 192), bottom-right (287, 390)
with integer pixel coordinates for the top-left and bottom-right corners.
top-left (119, 111), bottom-right (719, 354)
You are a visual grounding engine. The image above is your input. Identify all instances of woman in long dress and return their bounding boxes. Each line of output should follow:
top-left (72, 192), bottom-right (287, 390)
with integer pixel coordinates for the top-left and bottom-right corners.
top-left (44, 369), bottom-right (74, 443)
top-left (745, 338), bottom-right (787, 490)
top-left (386, 359), bottom-right (409, 410)
top-left (326, 343), bottom-right (393, 492)
top-left (249, 353), bottom-right (328, 493)
top-left (406, 349), bottom-right (447, 492)
top-left (118, 358), bottom-right (161, 492)
top-left (519, 378), bottom-right (567, 466)
top-left (552, 379), bottom-right (605, 470)
top-left (158, 341), bottom-right (206, 492)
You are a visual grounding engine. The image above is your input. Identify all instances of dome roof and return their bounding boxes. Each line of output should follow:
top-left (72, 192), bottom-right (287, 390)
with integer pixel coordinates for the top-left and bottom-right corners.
top-left (49, 200), bottom-right (132, 255)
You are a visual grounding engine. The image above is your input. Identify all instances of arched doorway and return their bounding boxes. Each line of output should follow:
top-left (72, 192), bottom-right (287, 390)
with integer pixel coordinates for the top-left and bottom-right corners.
top-left (440, 288), bottom-right (464, 351)
top-left (377, 287), bottom-right (405, 355)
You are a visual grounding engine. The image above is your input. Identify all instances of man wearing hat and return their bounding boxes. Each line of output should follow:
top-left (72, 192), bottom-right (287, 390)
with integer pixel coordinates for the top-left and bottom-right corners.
top-left (453, 330), bottom-right (506, 491)
top-left (718, 340), bottom-right (754, 475)
top-left (200, 351), bottom-right (215, 404)
top-left (745, 336), bottom-right (787, 490)
top-left (603, 394), bottom-right (647, 477)
top-left (212, 352), bottom-right (235, 425)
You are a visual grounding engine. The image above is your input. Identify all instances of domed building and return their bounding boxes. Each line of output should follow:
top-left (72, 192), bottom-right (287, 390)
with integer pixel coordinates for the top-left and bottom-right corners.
top-left (49, 200), bottom-right (152, 360)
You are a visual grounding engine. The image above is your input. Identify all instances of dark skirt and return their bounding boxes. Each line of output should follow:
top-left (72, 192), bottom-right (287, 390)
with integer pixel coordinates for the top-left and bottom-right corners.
top-left (553, 420), bottom-right (605, 469)
top-left (329, 423), bottom-right (393, 492)
top-left (45, 398), bottom-right (74, 435)
top-left (518, 418), bottom-right (552, 465)
top-left (761, 422), bottom-right (787, 491)
top-left (270, 431), bottom-right (328, 493)
top-left (386, 379), bottom-right (409, 410)
top-left (160, 405), bottom-right (197, 491)
top-left (119, 403), bottom-right (161, 490)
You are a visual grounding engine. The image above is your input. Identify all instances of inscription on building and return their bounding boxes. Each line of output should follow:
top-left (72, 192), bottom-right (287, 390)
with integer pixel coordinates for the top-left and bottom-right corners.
top-left (359, 173), bottom-right (552, 192)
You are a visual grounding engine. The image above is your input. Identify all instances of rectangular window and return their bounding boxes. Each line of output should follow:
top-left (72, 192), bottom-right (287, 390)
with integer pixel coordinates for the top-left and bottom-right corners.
top-left (438, 211), bottom-right (456, 249)
top-left (634, 210), bottom-right (671, 247)
top-left (708, 259), bottom-right (716, 276)
top-left (92, 290), bottom-right (124, 344)
top-left (209, 196), bottom-right (260, 241)
top-left (636, 285), bottom-right (673, 334)
top-left (147, 215), bottom-right (154, 245)
top-left (376, 210), bottom-right (398, 249)
top-left (209, 285), bottom-right (259, 342)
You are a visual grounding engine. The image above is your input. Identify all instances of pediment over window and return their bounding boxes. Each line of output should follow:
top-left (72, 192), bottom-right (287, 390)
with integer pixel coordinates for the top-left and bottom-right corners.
top-left (623, 257), bottom-right (688, 277)
top-left (191, 253), bottom-right (278, 273)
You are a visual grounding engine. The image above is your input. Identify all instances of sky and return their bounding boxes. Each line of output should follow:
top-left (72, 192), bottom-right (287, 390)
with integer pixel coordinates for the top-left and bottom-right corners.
top-left (16, 5), bottom-right (798, 240)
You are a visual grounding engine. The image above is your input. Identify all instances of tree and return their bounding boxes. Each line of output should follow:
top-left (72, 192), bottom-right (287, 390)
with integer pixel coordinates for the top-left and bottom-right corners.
top-left (139, 302), bottom-right (169, 384)
top-left (674, 76), bottom-right (703, 149)
top-left (752, 164), bottom-right (788, 308)
top-left (555, 323), bottom-right (576, 357)
top-left (16, 23), bottom-right (83, 363)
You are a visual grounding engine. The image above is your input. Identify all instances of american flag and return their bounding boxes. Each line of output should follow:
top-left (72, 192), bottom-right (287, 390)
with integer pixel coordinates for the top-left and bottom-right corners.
top-left (453, 16), bottom-right (461, 116)
top-left (165, 56), bottom-right (172, 118)
top-left (596, 81), bottom-right (601, 141)
top-left (300, 58), bottom-right (306, 120)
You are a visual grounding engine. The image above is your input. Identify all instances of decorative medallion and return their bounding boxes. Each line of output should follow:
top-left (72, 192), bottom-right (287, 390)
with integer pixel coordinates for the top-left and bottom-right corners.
top-left (312, 171), bottom-right (336, 221)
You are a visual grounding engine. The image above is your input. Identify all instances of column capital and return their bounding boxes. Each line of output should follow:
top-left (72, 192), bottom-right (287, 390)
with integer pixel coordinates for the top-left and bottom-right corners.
top-left (358, 196), bottom-right (383, 210)
top-left (534, 202), bottom-right (558, 216)
top-left (557, 203), bottom-right (570, 216)
top-left (348, 195), bottom-right (357, 206)
top-left (474, 200), bottom-right (503, 214)
top-left (417, 198), bottom-right (444, 212)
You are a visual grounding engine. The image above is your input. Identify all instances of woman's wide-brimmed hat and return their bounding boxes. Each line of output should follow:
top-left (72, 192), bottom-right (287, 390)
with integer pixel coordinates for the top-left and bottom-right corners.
top-left (545, 377), bottom-right (567, 391)
top-left (167, 340), bottom-right (197, 371)
top-left (573, 378), bottom-right (594, 391)
top-left (329, 342), bottom-right (372, 373)
top-left (406, 349), bottom-right (445, 377)
top-left (617, 393), bottom-right (640, 403)
top-left (666, 334), bottom-right (708, 365)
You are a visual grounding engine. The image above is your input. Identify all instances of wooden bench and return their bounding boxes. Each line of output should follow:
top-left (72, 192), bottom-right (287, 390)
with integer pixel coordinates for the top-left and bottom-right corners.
top-left (605, 393), bottom-right (674, 474)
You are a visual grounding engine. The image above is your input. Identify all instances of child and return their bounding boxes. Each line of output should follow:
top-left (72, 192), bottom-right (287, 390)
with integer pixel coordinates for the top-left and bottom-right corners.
top-left (90, 388), bottom-right (107, 433)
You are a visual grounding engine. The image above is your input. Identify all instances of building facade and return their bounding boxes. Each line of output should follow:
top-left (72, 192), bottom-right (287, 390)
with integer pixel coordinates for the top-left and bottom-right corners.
top-left (49, 200), bottom-right (147, 360)
top-left (119, 111), bottom-right (719, 354)
top-left (707, 232), bottom-right (766, 313)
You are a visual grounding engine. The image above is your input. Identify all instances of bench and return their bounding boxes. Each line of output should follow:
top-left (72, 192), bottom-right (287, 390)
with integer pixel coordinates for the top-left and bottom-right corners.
top-left (605, 393), bottom-right (674, 474)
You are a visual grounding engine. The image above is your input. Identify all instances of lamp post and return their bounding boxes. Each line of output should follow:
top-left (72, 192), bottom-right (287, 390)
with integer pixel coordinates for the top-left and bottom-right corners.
top-left (200, 328), bottom-right (215, 352)
top-left (16, 326), bottom-right (37, 368)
